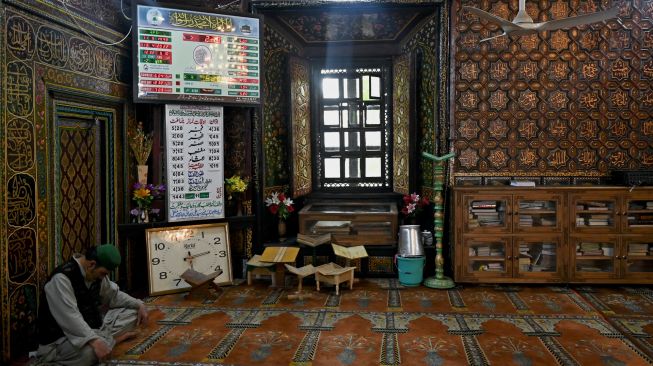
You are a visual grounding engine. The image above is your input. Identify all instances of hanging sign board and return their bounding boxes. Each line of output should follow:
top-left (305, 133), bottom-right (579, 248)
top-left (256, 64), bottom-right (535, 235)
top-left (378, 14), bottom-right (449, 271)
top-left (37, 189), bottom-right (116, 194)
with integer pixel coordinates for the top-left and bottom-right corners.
top-left (165, 104), bottom-right (224, 221)
top-left (133, 4), bottom-right (261, 105)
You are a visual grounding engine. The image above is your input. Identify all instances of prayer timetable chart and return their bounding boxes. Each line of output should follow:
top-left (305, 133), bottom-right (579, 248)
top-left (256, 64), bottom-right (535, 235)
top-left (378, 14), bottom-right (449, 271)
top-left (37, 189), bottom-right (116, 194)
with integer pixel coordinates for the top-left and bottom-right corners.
top-left (136, 5), bottom-right (260, 104)
top-left (165, 105), bottom-right (225, 222)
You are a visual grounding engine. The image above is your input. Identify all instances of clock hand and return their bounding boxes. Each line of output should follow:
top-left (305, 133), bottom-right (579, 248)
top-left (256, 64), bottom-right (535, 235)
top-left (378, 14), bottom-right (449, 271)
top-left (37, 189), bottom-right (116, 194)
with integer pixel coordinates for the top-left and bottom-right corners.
top-left (190, 251), bottom-right (210, 259)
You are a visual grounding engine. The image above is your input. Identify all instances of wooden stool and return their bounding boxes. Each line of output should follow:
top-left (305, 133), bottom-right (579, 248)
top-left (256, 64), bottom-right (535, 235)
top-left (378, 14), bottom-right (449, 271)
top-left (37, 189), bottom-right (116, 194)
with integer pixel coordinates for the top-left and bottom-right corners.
top-left (315, 263), bottom-right (355, 296)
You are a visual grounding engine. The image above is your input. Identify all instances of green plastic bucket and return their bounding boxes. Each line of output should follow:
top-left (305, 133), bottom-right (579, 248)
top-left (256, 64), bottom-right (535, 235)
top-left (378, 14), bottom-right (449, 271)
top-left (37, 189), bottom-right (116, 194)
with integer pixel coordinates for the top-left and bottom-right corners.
top-left (396, 256), bottom-right (425, 287)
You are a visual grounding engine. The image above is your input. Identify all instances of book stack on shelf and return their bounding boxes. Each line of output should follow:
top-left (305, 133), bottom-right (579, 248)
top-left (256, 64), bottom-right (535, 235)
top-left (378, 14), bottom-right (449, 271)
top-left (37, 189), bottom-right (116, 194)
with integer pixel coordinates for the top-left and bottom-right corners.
top-left (586, 201), bottom-right (610, 211)
top-left (577, 242), bottom-right (604, 256)
top-left (469, 201), bottom-right (502, 227)
top-left (628, 243), bottom-right (649, 256)
top-left (484, 263), bottom-right (504, 272)
top-left (518, 244), bottom-right (533, 271)
top-left (475, 246), bottom-right (491, 257)
top-left (628, 201), bottom-right (653, 226)
top-left (489, 247), bottom-right (504, 257)
top-left (588, 214), bottom-right (610, 226)
top-left (519, 215), bottom-right (533, 227)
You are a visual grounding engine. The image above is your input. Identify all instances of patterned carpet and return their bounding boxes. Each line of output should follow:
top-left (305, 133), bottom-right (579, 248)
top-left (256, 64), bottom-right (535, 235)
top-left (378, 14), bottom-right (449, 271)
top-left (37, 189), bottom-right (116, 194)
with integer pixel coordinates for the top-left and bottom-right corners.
top-left (107, 279), bottom-right (653, 365)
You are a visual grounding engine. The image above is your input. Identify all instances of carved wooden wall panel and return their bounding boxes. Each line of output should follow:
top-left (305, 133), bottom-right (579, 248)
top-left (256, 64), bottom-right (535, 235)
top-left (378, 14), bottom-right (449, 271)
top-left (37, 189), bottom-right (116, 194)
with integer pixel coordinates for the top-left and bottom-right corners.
top-left (262, 24), bottom-right (300, 188)
top-left (393, 54), bottom-right (410, 195)
top-left (1, 4), bottom-right (129, 361)
top-left (452, 0), bottom-right (653, 179)
top-left (289, 56), bottom-right (313, 198)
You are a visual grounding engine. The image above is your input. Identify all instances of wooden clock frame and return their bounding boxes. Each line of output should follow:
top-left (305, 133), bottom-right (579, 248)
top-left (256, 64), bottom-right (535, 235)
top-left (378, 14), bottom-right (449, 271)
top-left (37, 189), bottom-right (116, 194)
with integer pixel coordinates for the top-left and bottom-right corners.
top-left (145, 222), bottom-right (232, 296)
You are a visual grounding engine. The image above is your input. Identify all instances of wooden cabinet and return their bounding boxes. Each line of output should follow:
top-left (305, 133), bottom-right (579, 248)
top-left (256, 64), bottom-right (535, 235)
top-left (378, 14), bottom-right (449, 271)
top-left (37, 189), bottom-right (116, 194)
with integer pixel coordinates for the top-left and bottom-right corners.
top-left (454, 187), bottom-right (653, 284)
top-left (298, 201), bottom-right (398, 247)
top-left (455, 189), bottom-right (564, 283)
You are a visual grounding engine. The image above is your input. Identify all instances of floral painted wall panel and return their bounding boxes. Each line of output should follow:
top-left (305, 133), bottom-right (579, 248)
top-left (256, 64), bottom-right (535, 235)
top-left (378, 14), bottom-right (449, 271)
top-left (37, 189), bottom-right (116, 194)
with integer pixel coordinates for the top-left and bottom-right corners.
top-left (1, 3), bottom-right (130, 361)
top-left (452, 0), bottom-right (653, 179)
top-left (262, 24), bottom-right (299, 189)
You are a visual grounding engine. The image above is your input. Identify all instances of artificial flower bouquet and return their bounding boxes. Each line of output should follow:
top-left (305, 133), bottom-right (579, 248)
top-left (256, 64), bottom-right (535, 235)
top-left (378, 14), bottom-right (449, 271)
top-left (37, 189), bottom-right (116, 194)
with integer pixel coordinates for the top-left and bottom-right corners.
top-left (131, 182), bottom-right (166, 222)
top-left (225, 175), bottom-right (248, 200)
top-left (401, 192), bottom-right (430, 218)
top-left (265, 192), bottom-right (294, 220)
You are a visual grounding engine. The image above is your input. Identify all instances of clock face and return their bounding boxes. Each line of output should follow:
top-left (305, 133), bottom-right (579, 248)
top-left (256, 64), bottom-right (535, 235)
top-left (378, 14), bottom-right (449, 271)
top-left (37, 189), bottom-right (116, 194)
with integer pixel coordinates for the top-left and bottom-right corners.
top-left (146, 223), bottom-right (232, 295)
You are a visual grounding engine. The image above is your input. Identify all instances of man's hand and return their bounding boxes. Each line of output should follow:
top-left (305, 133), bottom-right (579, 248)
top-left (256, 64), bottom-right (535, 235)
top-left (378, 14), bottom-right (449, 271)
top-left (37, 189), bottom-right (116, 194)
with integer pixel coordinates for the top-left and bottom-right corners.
top-left (137, 304), bottom-right (149, 326)
top-left (89, 338), bottom-right (111, 361)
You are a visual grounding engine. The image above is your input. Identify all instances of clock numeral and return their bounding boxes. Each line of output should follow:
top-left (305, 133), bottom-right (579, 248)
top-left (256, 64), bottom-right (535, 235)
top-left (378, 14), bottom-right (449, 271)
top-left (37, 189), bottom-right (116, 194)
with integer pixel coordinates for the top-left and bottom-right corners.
top-left (213, 237), bottom-right (221, 245)
top-left (159, 272), bottom-right (168, 279)
top-left (155, 242), bottom-right (166, 250)
top-left (215, 265), bottom-right (222, 271)
top-left (219, 250), bottom-right (226, 257)
top-left (174, 278), bottom-right (182, 286)
top-left (152, 258), bottom-right (160, 265)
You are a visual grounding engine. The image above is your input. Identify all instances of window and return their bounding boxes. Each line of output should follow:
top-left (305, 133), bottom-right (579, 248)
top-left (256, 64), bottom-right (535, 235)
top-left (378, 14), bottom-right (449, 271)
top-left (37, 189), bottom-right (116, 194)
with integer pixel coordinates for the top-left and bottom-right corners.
top-left (315, 63), bottom-right (392, 191)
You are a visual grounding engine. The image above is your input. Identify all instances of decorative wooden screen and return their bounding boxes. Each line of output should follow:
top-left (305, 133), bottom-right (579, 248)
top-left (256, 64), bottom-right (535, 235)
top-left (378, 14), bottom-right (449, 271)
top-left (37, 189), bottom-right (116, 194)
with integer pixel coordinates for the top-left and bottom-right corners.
top-left (393, 54), bottom-right (410, 195)
top-left (289, 56), bottom-right (313, 197)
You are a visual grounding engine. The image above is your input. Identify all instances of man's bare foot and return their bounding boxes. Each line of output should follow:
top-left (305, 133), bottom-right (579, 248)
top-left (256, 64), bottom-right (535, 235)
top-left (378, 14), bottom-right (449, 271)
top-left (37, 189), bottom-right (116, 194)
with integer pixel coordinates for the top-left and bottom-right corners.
top-left (114, 331), bottom-right (139, 344)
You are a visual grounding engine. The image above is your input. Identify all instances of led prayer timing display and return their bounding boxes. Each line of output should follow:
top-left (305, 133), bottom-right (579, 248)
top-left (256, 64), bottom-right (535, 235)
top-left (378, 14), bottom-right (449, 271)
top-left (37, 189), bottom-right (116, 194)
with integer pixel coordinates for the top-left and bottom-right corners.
top-left (135, 5), bottom-right (260, 104)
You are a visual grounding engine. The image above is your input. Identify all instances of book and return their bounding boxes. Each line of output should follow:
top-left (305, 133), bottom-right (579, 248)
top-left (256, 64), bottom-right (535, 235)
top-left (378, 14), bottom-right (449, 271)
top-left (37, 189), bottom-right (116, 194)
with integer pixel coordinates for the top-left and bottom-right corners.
top-left (332, 244), bottom-right (368, 260)
top-left (246, 254), bottom-right (275, 268)
top-left (260, 246), bottom-right (300, 263)
top-left (316, 262), bottom-right (356, 276)
top-left (284, 264), bottom-right (316, 277)
top-left (297, 233), bottom-right (331, 247)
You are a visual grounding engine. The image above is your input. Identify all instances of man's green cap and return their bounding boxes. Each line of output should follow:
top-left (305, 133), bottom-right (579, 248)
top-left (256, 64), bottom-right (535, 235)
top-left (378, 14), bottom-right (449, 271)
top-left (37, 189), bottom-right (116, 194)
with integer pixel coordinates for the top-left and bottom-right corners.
top-left (96, 244), bottom-right (121, 271)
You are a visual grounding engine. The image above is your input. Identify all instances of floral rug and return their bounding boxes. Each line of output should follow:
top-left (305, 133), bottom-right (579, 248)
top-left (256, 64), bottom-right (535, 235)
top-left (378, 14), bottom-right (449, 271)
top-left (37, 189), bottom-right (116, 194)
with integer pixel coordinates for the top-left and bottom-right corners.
top-left (107, 279), bottom-right (653, 365)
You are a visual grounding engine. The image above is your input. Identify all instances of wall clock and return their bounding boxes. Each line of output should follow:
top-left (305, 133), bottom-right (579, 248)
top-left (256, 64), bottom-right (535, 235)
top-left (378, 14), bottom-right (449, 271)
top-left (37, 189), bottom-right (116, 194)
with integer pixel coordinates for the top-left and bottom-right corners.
top-left (146, 223), bottom-right (232, 296)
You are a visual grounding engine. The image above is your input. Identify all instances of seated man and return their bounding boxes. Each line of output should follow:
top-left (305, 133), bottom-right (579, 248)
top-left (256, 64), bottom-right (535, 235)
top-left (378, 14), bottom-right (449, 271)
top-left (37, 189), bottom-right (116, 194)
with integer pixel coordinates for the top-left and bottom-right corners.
top-left (34, 244), bottom-right (149, 365)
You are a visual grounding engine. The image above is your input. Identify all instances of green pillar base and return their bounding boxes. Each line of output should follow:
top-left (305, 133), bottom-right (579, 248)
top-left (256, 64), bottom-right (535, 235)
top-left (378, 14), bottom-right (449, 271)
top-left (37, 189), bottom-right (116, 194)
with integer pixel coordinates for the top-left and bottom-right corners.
top-left (423, 275), bottom-right (455, 289)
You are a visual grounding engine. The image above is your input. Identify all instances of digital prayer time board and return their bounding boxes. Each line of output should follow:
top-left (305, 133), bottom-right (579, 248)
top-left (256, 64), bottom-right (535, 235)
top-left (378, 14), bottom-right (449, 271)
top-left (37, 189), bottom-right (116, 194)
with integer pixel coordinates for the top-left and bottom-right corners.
top-left (133, 4), bottom-right (261, 105)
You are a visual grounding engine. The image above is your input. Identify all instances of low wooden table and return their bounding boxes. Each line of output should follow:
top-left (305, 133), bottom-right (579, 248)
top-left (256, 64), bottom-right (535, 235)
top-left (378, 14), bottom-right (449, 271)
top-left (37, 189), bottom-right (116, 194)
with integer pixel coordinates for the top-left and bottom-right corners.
top-left (315, 263), bottom-right (356, 296)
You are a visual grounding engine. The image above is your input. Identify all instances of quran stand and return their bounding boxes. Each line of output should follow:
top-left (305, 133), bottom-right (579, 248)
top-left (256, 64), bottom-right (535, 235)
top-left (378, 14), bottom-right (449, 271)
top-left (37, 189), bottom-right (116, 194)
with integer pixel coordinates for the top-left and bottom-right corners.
top-left (260, 246), bottom-right (300, 288)
top-left (285, 264), bottom-right (316, 300)
top-left (181, 268), bottom-right (223, 300)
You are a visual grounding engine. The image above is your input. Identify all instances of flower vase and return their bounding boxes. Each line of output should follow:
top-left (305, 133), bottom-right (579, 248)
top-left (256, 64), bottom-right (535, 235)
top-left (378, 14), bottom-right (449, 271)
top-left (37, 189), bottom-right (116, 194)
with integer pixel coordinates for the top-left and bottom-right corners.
top-left (278, 219), bottom-right (287, 241)
top-left (137, 165), bottom-right (148, 184)
top-left (139, 207), bottom-right (149, 223)
top-left (236, 194), bottom-right (244, 216)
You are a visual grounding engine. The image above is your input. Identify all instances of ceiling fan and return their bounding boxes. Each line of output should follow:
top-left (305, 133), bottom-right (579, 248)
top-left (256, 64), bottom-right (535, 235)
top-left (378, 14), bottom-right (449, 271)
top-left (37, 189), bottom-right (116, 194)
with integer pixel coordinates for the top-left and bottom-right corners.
top-left (463, 0), bottom-right (619, 42)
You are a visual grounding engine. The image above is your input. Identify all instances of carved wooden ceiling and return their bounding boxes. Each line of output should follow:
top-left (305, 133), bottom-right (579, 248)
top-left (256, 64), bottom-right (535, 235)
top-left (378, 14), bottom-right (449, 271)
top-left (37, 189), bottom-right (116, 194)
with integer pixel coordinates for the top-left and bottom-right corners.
top-left (256, 4), bottom-right (434, 45)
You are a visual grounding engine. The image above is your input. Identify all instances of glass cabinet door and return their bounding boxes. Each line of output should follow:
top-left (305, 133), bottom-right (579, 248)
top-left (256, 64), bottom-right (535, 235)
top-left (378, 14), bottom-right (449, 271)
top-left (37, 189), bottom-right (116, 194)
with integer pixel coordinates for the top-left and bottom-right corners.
top-left (622, 236), bottom-right (653, 280)
top-left (569, 236), bottom-right (618, 280)
top-left (462, 237), bottom-right (511, 278)
top-left (463, 195), bottom-right (511, 233)
top-left (623, 197), bottom-right (653, 233)
top-left (513, 236), bottom-right (562, 280)
top-left (570, 195), bottom-right (619, 233)
top-left (513, 194), bottom-right (562, 233)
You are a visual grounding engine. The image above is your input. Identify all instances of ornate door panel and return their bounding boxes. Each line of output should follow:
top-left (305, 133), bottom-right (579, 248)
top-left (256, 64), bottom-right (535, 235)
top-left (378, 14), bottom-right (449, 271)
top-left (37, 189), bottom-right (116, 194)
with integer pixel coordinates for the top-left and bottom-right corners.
top-left (52, 101), bottom-right (116, 263)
